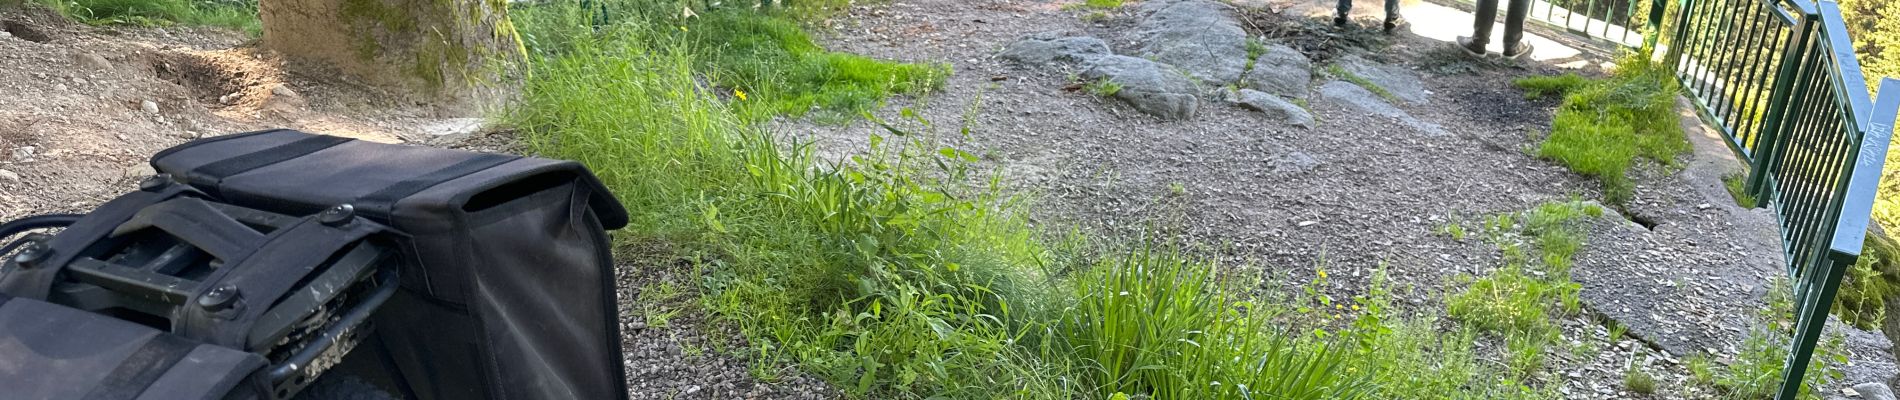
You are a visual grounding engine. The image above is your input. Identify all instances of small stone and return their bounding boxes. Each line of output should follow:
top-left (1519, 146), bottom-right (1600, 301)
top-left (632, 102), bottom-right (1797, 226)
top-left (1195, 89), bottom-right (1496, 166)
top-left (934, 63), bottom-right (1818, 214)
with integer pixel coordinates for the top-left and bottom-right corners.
top-left (53, 83), bottom-right (66, 92)
top-left (219, 92), bottom-right (242, 104)
top-left (0, 169), bottom-right (17, 182)
top-left (1297, 220), bottom-right (1319, 227)
top-left (12, 146), bottom-right (35, 161)
top-left (1234, 89), bottom-right (1315, 129)
top-left (270, 85), bottom-right (298, 98)
top-left (1854, 383), bottom-right (1898, 400)
top-left (1697, 203), bottom-right (1712, 209)
top-left (72, 52), bottom-right (112, 71)
top-left (121, 164), bottom-right (155, 178)
top-left (997, 32), bottom-right (1110, 65)
top-left (140, 100), bottom-right (159, 114)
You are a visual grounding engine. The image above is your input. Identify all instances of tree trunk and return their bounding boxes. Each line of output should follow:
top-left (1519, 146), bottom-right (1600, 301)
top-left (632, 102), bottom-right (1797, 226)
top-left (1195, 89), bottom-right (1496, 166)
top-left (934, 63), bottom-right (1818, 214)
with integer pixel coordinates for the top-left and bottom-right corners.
top-left (260, 0), bottom-right (525, 114)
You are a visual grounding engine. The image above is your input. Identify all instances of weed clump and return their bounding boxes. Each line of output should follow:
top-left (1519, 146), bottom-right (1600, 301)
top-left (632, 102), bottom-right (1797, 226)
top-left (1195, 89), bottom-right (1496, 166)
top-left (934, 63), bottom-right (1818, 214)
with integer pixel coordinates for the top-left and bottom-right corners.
top-left (1722, 173), bottom-right (1758, 208)
top-left (1623, 363), bottom-right (1657, 394)
top-left (1084, 78), bottom-right (1122, 97)
top-left (1517, 54), bottom-right (1689, 204)
top-left (1687, 279), bottom-right (1847, 399)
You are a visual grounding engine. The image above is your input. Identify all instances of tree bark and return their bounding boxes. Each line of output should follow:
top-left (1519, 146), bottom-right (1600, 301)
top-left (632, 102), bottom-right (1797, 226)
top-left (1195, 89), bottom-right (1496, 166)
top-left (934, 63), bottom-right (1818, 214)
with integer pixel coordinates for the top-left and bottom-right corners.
top-left (260, 0), bottom-right (525, 114)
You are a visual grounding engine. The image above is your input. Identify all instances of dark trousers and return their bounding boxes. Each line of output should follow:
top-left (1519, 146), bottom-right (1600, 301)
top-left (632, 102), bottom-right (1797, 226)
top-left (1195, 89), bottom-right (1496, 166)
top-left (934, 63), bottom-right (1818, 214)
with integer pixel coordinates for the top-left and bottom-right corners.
top-left (1470, 0), bottom-right (1532, 50)
top-left (1337, 0), bottom-right (1401, 22)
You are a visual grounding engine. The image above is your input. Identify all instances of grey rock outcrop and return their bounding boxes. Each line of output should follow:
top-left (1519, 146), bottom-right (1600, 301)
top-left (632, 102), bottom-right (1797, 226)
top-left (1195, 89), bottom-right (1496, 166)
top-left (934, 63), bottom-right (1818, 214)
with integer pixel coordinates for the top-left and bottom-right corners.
top-left (1082, 55), bottom-right (1200, 120)
top-left (998, 32), bottom-right (1111, 65)
top-left (1334, 55), bottom-right (1430, 105)
top-left (1233, 89), bottom-right (1313, 128)
top-left (1245, 44), bottom-right (1312, 100)
top-left (1317, 81), bottom-right (1447, 136)
top-left (1133, 0), bottom-right (1248, 86)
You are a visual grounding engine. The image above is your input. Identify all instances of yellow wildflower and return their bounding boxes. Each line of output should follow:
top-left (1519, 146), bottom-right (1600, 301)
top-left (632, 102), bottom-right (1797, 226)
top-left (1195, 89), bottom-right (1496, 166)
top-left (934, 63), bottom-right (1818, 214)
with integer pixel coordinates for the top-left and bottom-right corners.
top-left (734, 89), bottom-right (748, 101)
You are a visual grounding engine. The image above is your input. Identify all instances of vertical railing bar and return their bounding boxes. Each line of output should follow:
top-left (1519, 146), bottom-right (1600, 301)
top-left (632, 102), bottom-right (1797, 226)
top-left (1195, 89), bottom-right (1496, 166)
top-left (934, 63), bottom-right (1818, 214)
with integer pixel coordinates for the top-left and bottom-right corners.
top-left (1745, 26), bottom-right (1793, 148)
top-left (1684, 1), bottom-right (1717, 98)
top-left (1665, 0), bottom-right (1696, 67)
top-left (1785, 70), bottom-right (1830, 275)
top-left (1726, 0), bottom-right (1773, 142)
top-left (1748, 13), bottom-right (1816, 197)
top-left (1712, 0), bottom-right (1759, 129)
top-left (1705, 0), bottom-right (1748, 125)
top-left (1691, 0), bottom-right (1731, 104)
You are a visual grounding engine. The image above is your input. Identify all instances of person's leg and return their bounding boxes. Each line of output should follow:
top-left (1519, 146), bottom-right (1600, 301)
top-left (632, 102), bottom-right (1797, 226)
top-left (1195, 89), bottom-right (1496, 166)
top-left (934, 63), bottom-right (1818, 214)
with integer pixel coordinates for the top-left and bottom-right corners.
top-left (1502, 0), bottom-right (1533, 56)
top-left (1465, 0), bottom-right (1499, 51)
top-left (1336, 0), bottom-right (1353, 26)
top-left (1383, 0), bottom-right (1404, 33)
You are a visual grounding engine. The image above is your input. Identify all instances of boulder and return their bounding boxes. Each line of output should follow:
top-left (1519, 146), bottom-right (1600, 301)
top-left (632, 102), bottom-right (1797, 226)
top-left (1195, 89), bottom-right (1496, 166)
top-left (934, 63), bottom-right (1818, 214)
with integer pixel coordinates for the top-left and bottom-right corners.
top-left (1233, 89), bottom-right (1313, 128)
top-left (1317, 81), bottom-right (1447, 137)
top-left (1334, 54), bottom-right (1430, 104)
top-left (1081, 55), bottom-right (1200, 120)
top-left (998, 32), bottom-right (1111, 65)
top-left (1857, 383), bottom-right (1899, 400)
top-left (1245, 44), bottom-right (1312, 99)
top-left (1134, 0), bottom-right (1248, 86)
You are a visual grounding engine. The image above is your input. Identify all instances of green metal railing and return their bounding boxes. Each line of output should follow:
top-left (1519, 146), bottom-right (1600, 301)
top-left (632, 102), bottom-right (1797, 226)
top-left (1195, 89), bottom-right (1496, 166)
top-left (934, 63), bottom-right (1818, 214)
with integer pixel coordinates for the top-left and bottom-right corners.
top-left (1526, 0), bottom-right (1650, 46)
top-left (1655, 0), bottom-right (1900, 398)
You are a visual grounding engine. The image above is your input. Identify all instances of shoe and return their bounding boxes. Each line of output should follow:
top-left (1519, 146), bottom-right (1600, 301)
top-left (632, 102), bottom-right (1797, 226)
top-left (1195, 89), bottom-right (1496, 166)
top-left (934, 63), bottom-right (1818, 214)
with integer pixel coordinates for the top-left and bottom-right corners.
top-left (1456, 36), bottom-right (1486, 57)
top-left (1334, 15), bottom-right (1350, 27)
top-left (1383, 17), bottom-right (1406, 34)
top-left (1503, 42), bottom-right (1535, 60)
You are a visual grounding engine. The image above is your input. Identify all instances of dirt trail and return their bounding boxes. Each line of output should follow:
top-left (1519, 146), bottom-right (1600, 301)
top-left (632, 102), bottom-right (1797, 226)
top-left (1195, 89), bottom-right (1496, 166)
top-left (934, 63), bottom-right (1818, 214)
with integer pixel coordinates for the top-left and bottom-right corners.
top-left (0, 8), bottom-right (486, 222)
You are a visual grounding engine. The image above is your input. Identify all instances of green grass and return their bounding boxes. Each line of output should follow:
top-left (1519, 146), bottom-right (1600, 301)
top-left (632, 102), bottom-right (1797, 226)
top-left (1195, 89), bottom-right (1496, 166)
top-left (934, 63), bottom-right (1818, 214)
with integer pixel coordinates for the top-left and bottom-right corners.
top-left (682, 10), bottom-right (949, 122)
top-left (1063, 245), bottom-right (1376, 400)
top-left (1519, 53), bottom-right (1690, 205)
top-left (1687, 279), bottom-right (1847, 399)
top-left (1063, 0), bottom-right (1123, 9)
top-left (36, 0), bottom-right (258, 34)
top-left (1836, 231), bottom-right (1900, 329)
top-left (1623, 363), bottom-right (1658, 394)
top-left (503, 2), bottom-right (1663, 399)
top-left (1723, 173), bottom-right (1759, 208)
top-left (507, 4), bottom-right (1396, 399)
top-left (1513, 73), bottom-right (1589, 100)
top-left (1084, 78), bottom-right (1122, 97)
top-left (1442, 200), bottom-right (1597, 392)
top-left (1448, 200), bottom-right (1597, 337)
top-left (1327, 64), bottom-right (1397, 102)
top-left (515, 2), bottom-right (949, 123)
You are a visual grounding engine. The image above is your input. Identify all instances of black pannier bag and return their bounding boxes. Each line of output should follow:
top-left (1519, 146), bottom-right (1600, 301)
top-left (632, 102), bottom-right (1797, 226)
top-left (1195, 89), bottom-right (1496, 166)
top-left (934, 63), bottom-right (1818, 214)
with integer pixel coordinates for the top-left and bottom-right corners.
top-left (0, 185), bottom-right (406, 400)
top-left (0, 129), bottom-right (627, 399)
top-left (140, 128), bottom-right (632, 400)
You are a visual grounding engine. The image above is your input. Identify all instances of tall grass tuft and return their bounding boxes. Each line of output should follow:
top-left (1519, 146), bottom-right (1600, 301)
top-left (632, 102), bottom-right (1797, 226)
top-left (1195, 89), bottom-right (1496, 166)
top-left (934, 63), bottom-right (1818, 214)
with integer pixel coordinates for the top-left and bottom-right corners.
top-left (1519, 53), bottom-right (1689, 204)
top-left (1060, 244), bottom-right (1376, 400)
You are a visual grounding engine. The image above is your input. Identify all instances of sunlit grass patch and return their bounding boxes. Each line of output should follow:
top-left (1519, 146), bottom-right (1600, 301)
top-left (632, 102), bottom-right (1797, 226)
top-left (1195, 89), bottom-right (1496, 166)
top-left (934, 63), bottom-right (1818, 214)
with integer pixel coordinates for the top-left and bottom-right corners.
top-left (1520, 53), bottom-right (1689, 204)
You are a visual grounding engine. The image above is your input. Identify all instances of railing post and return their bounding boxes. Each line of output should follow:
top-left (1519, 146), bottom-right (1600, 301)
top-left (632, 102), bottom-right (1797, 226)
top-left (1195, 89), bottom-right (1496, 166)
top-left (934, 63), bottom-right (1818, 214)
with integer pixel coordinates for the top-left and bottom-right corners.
top-left (1776, 252), bottom-right (1852, 400)
top-left (1644, 0), bottom-right (1668, 47)
top-left (1664, 0), bottom-right (1696, 67)
top-left (1745, 14), bottom-right (1816, 201)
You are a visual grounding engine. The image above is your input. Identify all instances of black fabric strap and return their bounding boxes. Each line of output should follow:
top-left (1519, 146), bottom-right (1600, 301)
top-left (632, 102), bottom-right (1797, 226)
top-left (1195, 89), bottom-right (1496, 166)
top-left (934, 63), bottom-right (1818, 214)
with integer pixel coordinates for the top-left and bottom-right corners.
top-left (82, 333), bottom-right (198, 400)
top-left (110, 198), bottom-right (265, 263)
top-left (358, 154), bottom-right (518, 215)
top-left (189, 135), bottom-right (351, 187)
